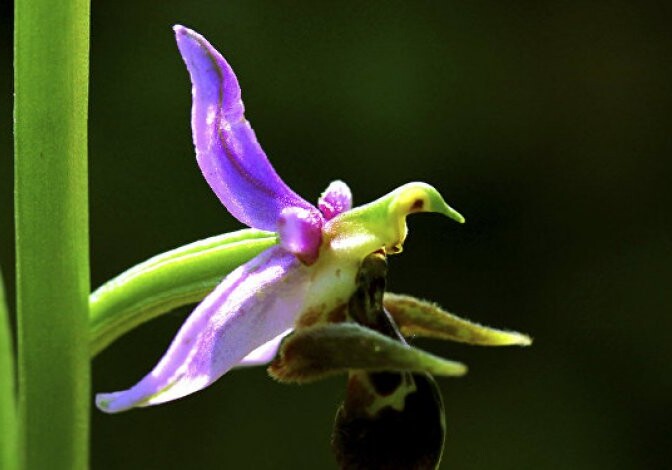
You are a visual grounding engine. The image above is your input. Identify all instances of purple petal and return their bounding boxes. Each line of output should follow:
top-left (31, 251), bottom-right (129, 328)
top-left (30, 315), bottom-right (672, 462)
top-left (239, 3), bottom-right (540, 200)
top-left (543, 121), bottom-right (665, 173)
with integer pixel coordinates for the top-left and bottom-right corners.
top-left (318, 180), bottom-right (353, 220)
top-left (96, 246), bottom-right (309, 413)
top-left (174, 25), bottom-right (318, 231)
top-left (277, 207), bottom-right (323, 265)
top-left (236, 329), bottom-right (292, 367)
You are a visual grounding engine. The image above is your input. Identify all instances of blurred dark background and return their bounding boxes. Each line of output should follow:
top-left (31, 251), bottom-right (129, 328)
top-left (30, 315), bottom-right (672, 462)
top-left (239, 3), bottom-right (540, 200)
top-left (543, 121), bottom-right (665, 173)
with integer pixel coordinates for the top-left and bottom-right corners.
top-left (1, 1), bottom-right (671, 468)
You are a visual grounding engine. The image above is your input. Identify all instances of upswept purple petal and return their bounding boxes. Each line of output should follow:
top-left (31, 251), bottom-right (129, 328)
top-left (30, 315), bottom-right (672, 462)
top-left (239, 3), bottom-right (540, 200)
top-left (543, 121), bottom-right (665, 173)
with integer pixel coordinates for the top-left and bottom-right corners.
top-left (236, 329), bottom-right (292, 367)
top-left (318, 180), bottom-right (352, 220)
top-left (278, 207), bottom-right (323, 265)
top-left (174, 25), bottom-right (318, 231)
top-left (96, 246), bottom-right (309, 413)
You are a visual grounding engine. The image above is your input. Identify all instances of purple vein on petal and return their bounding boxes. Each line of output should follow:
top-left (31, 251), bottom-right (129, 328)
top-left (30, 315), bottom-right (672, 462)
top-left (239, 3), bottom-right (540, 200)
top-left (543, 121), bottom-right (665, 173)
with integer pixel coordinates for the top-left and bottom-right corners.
top-left (96, 246), bottom-right (310, 413)
top-left (174, 25), bottom-right (317, 231)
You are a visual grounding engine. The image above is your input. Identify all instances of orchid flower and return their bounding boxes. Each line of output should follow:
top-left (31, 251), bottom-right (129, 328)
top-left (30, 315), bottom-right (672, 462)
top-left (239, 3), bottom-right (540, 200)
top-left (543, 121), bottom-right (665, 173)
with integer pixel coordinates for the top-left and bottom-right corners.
top-left (96, 26), bottom-right (529, 414)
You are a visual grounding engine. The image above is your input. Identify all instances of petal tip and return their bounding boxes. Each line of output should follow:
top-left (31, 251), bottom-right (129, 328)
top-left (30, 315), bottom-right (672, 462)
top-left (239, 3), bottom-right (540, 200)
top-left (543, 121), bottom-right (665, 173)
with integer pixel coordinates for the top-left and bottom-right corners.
top-left (95, 393), bottom-right (125, 414)
top-left (434, 359), bottom-right (468, 377)
top-left (516, 333), bottom-right (533, 346)
top-left (452, 363), bottom-right (468, 376)
top-left (173, 24), bottom-right (196, 42)
top-left (485, 330), bottom-right (533, 347)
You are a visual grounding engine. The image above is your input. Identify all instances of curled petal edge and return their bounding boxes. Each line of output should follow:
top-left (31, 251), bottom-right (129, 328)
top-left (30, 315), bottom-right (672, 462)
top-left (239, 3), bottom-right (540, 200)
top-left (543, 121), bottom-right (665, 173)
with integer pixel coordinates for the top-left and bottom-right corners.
top-left (236, 329), bottom-right (292, 367)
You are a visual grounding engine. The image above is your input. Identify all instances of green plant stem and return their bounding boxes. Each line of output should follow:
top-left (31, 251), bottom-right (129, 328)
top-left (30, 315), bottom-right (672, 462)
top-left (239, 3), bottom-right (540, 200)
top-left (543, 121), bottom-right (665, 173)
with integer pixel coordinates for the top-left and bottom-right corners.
top-left (14, 0), bottom-right (91, 468)
top-left (0, 268), bottom-right (18, 470)
top-left (90, 230), bottom-right (276, 356)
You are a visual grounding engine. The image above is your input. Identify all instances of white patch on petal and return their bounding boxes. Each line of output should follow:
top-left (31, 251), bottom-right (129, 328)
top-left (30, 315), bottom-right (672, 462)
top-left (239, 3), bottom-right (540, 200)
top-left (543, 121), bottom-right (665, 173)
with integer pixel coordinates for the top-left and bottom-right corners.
top-left (236, 328), bottom-right (293, 367)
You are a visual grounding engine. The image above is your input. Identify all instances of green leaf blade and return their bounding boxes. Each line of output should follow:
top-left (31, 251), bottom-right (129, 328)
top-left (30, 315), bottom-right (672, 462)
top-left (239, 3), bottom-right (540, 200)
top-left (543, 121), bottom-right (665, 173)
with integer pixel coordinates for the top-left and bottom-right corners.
top-left (14, 0), bottom-right (91, 467)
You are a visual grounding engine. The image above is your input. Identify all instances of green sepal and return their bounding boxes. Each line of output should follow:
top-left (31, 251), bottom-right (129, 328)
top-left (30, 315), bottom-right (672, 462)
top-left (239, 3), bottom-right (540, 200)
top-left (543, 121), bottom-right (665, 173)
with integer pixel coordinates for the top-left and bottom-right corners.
top-left (268, 322), bottom-right (467, 383)
top-left (384, 293), bottom-right (532, 346)
top-left (89, 229), bottom-right (276, 356)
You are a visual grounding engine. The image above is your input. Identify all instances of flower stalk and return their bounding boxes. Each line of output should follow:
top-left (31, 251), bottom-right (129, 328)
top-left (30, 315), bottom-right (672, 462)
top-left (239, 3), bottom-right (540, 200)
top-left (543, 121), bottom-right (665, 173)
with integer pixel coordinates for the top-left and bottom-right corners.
top-left (14, 0), bottom-right (91, 468)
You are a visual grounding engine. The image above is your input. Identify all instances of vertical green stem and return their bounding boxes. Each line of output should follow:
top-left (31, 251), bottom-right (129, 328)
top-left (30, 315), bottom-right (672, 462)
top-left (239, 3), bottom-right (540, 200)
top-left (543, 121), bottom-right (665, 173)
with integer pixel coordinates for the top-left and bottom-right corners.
top-left (14, 0), bottom-right (91, 468)
top-left (0, 268), bottom-right (18, 470)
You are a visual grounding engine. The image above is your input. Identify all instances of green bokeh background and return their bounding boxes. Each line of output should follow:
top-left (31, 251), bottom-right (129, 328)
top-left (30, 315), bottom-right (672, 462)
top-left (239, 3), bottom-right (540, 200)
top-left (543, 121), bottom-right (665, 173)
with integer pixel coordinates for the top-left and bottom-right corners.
top-left (1, 1), bottom-right (671, 468)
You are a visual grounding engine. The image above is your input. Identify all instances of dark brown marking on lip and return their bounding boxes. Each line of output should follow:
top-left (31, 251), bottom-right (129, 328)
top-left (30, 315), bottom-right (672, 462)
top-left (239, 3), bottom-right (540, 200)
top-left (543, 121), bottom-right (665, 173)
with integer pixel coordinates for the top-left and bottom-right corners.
top-left (296, 303), bottom-right (326, 328)
top-left (327, 304), bottom-right (347, 324)
top-left (369, 371), bottom-right (403, 397)
top-left (332, 373), bottom-right (445, 470)
top-left (343, 373), bottom-right (377, 413)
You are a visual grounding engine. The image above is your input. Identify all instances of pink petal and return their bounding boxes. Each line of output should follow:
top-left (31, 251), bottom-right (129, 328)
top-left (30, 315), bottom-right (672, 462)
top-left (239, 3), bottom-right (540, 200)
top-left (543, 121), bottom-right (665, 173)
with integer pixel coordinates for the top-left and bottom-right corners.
top-left (96, 247), bottom-right (309, 413)
top-left (174, 25), bottom-right (320, 231)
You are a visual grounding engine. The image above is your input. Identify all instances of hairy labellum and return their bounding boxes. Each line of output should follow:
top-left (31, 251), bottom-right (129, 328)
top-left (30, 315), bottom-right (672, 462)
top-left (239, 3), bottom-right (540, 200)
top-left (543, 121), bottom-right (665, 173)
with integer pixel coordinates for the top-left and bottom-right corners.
top-left (331, 253), bottom-right (446, 470)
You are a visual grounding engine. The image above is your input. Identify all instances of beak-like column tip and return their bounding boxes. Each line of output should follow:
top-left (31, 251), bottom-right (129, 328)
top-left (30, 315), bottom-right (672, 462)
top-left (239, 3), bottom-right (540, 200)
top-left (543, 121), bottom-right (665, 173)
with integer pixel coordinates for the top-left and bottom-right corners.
top-left (452, 210), bottom-right (466, 224)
